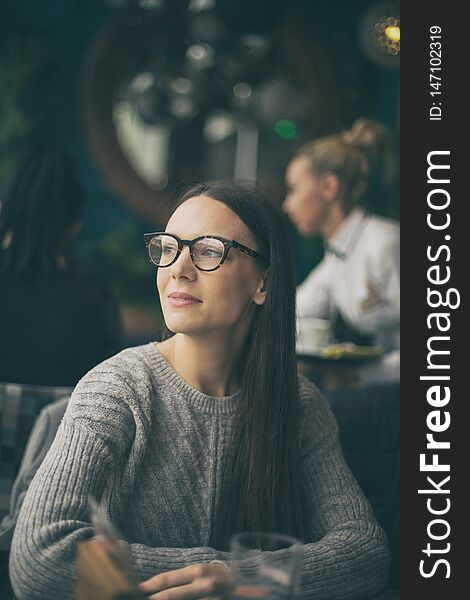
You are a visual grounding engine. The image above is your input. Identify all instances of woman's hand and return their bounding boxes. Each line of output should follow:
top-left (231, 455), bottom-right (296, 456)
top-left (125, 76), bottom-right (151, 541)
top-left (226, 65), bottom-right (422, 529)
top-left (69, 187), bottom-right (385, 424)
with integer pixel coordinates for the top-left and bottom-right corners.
top-left (139, 562), bottom-right (235, 599)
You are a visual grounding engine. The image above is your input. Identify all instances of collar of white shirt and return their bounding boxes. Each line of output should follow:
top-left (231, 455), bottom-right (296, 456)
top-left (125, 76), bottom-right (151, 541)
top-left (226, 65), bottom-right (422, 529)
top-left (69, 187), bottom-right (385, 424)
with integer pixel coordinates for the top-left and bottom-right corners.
top-left (327, 207), bottom-right (368, 259)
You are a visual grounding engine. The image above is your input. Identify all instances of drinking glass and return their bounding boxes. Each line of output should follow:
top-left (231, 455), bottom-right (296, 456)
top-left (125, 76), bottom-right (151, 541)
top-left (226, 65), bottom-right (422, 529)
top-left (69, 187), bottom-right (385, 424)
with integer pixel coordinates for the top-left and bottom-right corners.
top-left (229, 532), bottom-right (302, 599)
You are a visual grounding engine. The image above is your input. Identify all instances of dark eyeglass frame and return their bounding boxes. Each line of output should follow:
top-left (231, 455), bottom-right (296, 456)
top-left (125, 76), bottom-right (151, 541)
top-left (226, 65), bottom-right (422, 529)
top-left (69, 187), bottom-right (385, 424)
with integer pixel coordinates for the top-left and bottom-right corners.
top-left (143, 232), bottom-right (269, 272)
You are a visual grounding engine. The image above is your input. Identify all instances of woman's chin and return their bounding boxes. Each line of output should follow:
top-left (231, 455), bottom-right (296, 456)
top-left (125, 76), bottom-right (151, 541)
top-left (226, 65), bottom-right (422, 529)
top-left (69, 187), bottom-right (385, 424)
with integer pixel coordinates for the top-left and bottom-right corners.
top-left (298, 223), bottom-right (318, 237)
top-left (164, 316), bottom-right (202, 336)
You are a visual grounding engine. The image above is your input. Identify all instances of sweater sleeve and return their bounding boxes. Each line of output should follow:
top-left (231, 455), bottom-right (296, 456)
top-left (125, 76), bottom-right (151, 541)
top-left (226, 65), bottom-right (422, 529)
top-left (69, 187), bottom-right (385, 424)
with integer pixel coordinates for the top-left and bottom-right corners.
top-left (296, 377), bottom-right (390, 599)
top-left (9, 365), bottom-right (227, 600)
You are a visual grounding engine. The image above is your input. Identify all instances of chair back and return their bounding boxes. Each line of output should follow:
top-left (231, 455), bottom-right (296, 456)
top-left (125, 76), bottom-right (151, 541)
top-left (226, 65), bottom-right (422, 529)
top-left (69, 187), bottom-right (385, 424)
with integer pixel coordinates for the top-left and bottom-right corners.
top-left (0, 382), bottom-right (73, 521)
top-left (324, 383), bottom-right (400, 589)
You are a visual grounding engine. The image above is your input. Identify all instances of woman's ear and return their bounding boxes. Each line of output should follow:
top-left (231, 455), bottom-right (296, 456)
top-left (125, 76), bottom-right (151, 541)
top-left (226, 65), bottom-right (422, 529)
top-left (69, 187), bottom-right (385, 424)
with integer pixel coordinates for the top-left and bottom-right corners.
top-left (321, 171), bottom-right (340, 203)
top-left (253, 271), bottom-right (268, 306)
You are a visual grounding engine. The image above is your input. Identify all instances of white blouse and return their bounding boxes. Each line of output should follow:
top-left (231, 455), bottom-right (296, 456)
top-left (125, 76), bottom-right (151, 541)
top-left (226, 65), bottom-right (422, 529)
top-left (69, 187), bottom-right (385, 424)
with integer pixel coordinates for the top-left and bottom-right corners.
top-left (297, 208), bottom-right (400, 382)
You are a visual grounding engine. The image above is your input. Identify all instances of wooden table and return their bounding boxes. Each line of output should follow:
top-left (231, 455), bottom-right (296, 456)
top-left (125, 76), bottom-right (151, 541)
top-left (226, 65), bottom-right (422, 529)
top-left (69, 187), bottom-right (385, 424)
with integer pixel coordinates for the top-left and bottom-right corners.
top-left (297, 351), bottom-right (382, 390)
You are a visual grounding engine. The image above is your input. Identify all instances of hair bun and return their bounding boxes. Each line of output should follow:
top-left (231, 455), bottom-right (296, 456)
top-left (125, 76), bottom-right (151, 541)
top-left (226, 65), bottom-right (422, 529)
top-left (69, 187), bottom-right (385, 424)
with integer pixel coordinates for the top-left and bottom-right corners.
top-left (341, 119), bottom-right (389, 154)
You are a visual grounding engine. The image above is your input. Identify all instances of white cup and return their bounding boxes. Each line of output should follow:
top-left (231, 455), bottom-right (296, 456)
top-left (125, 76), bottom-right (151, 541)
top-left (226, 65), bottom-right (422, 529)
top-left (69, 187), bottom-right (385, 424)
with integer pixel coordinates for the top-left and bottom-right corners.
top-left (296, 317), bottom-right (330, 353)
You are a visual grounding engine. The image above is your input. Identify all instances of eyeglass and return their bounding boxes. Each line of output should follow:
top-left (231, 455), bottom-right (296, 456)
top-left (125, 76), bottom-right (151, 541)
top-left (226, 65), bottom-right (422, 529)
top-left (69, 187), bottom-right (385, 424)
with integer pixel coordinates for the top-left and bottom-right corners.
top-left (143, 232), bottom-right (268, 272)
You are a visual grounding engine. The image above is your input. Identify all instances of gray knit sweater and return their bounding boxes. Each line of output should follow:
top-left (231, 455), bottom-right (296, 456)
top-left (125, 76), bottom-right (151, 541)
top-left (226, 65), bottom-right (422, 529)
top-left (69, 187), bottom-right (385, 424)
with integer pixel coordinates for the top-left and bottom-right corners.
top-left (10, 343), bottom-right (390, 599)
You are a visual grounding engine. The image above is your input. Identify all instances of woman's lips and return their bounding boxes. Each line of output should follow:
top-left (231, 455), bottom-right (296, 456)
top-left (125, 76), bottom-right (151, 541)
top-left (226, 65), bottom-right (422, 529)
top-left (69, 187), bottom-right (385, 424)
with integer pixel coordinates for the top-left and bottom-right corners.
top-left (168, 292), bottom-right (202, 307)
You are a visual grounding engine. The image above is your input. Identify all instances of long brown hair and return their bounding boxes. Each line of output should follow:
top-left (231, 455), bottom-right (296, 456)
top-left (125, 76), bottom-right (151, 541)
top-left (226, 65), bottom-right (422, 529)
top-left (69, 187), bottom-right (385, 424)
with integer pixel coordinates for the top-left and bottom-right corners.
top-left (164, 182), bottom-right (305, 549)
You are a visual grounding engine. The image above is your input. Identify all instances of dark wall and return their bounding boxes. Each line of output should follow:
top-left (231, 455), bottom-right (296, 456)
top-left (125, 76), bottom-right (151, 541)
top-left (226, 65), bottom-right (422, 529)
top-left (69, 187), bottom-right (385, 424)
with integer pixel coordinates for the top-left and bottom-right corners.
top-left (296, 0), bottom-right (399, 132)
top-left (0, 0), bottom-right (141, 241)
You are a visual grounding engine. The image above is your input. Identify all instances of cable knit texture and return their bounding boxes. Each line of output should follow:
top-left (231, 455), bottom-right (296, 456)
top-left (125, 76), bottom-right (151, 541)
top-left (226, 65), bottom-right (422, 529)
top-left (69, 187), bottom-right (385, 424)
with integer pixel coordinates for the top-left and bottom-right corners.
top-left (10, 343), bottom-right (390, 599)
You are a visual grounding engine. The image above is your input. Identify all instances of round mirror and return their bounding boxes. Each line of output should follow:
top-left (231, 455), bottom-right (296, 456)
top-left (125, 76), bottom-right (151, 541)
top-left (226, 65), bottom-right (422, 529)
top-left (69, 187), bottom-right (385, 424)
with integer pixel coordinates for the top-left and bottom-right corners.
top-left (82, 4), bottom-right (339, 225)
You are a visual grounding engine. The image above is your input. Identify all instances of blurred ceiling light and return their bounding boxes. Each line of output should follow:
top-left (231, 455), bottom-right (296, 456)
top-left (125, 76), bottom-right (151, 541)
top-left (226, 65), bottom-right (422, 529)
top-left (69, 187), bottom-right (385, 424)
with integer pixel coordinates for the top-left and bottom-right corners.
top-left (233, 82), bottom-right (253, 100)
top-left (137, 0), bottom-right (166, 10)
top-left (203, 111), bottom-right (236, 142)
top-left (130, 72), bottom-right (155, 94)
top-left (170, 77), bottom-right (194, 95)
top-left (169, 96), bottom-right (197, 119)
top-left (188, 0), bottom-right (225, 44)
top-left (168, 77), bottom-right (200, 120)
top-left (239, 35), bottom-right (271, 61)
top-left (385, 25), bottom-right (400, 43)
top-left (188, 0), bottom-right (215, 10)
top-left (133, 87), bottom-right (164, 124)
top-left (374, 17), bottom-right (400, 55)
top-left (359, 1), bottom-right (400, 69)
top-left (130, 73), bottom-right (201, 124)
top-left (186, 43), bottom-right (215, 70)
top-left (255, 77), bottom-right (304, 124)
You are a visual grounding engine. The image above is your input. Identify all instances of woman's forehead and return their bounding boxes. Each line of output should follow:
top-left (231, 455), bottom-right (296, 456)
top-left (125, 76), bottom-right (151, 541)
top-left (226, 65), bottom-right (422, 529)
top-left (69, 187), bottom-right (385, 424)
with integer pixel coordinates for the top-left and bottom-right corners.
top-left (166, 195), bottom-right (253, 242)
top-left (287, 155), bottom-right (312, 182)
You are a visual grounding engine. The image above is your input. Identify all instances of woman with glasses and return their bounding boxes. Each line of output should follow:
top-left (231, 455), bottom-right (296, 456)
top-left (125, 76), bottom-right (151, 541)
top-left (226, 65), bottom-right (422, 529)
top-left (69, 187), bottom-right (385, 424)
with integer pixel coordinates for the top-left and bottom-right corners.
top-left (10, 182), bottom-right (390, 600)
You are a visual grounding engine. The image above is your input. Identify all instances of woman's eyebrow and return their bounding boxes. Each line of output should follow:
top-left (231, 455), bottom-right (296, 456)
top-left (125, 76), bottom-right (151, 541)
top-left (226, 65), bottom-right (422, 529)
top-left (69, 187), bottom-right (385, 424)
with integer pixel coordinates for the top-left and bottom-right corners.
top-left (166, 232), bottom-right (232, 239)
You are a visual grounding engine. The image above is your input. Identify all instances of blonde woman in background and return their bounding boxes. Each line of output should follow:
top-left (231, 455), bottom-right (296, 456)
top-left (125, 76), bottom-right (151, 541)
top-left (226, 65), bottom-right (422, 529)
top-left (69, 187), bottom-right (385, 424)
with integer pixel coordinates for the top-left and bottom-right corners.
top-left (283, 119), bottom-right (400, 384)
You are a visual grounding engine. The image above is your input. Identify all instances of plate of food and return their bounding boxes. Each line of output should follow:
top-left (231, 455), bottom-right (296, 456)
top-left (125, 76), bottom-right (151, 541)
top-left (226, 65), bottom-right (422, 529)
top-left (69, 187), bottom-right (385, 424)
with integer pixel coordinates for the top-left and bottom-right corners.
top-left (297, 342), bottom-right (384, 362)
top-left (318, 343), bottom-right (384, 360)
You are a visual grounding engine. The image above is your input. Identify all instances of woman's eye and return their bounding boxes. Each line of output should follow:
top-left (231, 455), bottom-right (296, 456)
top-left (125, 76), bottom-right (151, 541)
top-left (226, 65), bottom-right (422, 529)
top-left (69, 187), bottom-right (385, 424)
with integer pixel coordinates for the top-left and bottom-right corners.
top-left (162, 246), bottom-right (176, 255)
top-left (201, 247), bottom-right (221, 257)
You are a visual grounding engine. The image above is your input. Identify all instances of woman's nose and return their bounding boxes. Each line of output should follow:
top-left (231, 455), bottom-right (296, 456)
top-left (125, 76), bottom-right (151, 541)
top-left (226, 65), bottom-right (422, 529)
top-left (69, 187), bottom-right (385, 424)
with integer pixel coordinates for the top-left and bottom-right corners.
top-left (169, 245), bottom-right (196, 279)
top-left (281, 194), bottom-right (292, 214)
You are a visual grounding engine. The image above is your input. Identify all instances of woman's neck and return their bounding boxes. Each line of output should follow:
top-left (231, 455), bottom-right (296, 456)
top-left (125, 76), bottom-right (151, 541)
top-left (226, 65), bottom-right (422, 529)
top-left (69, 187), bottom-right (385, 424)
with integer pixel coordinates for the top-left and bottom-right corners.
top-left (157, 333), bottom-right (244, 397)
top-left (321, 202), bottom-right (347, 240)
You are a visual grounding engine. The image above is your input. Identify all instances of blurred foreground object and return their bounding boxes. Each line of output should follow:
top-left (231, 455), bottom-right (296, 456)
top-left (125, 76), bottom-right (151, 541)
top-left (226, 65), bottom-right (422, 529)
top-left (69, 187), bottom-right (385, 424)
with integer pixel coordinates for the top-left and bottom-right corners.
top-left (76, 538), bottom-right (143, 600)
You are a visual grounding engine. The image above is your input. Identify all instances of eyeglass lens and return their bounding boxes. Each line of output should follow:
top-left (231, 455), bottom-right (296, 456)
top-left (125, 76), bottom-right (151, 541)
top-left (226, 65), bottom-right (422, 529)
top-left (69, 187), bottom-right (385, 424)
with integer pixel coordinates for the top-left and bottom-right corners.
top-left (148, 235), bottom-right (225, 270)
